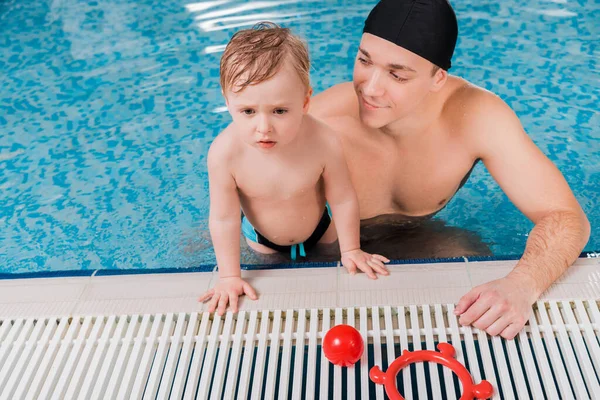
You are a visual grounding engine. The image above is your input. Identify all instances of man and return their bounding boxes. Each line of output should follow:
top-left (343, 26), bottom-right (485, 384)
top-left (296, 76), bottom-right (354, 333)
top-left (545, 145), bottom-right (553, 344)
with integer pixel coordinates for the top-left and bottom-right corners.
top-left (310, 0), bottom-right (590, 339)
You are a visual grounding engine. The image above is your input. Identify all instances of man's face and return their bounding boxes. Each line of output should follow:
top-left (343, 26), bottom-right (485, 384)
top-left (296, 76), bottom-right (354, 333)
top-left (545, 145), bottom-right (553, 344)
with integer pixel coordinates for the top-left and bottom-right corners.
top-left (353, 33), bottom-right (444, 129)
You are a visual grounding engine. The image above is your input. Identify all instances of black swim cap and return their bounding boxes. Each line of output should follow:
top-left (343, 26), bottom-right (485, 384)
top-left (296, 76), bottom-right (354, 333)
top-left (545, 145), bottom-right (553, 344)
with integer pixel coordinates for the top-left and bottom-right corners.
top-left (363, 0), bottom-right (458, 70)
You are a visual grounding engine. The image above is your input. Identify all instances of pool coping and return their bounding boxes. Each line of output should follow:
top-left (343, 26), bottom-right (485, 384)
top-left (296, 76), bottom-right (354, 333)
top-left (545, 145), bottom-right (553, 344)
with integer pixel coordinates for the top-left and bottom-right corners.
top-left (1, 251), bottom-right (598, 280)
top-left (0, 256), bottom-right (599, 320)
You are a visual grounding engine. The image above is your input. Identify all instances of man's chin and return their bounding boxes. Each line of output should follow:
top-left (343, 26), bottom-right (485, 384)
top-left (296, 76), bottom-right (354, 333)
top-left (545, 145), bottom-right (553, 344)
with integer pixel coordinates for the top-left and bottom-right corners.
top-left (359, 110), bottom-right (389, 129)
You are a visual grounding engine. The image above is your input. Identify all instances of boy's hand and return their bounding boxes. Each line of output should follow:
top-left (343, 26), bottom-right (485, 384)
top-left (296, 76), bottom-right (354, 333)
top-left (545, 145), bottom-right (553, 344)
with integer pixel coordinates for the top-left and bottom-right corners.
top-left (198, 276), bottom-right (258, 315)
top-left (341, 249), bottom-right (390, 279)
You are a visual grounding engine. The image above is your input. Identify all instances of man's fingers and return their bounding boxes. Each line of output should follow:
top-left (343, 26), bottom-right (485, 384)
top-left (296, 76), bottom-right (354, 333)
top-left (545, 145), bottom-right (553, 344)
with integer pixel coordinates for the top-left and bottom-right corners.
top-left (455, 287), bottom-right (483, 315)
top-left (458, 297), bottom-right (490, 326)
top-left (243, 282), bottom-right (258, 300)
top-left (372, 254), bottom-right (390, 263)
top-left (500, 323), bottom-right (523, 340)
top-left (198, 289), bottom-right (214, 303)
top-left (484, 315), bottom-right (513, 337)
top-left (471, 307), bottom-right (503, 331)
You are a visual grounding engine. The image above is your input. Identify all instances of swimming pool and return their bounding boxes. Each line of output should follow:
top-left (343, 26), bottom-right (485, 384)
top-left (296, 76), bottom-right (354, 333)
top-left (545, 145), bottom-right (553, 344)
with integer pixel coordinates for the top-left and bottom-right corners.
top-left (1, 0), bottom-right (598, 274)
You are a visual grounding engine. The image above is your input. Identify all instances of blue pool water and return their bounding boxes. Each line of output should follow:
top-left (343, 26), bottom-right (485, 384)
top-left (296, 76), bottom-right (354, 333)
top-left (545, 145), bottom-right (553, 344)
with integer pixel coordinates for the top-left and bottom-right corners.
top-left (1, 0), bottom-right (598, 274)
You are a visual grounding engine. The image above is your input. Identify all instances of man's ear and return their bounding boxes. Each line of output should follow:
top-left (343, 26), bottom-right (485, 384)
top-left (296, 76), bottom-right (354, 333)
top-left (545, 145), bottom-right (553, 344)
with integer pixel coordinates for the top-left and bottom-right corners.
top-left (303, 87), bottom-right (313, 113)
top-left (431, 69), bottom-right (448, 92)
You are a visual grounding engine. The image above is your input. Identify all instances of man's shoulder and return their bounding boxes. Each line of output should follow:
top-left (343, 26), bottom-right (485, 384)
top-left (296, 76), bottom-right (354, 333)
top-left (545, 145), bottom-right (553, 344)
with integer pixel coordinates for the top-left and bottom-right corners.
top-left (444, 77), bottom-right (519, 137)
top-left (443, 77), bottom-right (525, 153)
top-left (309, 82), bottom-right (359, 120)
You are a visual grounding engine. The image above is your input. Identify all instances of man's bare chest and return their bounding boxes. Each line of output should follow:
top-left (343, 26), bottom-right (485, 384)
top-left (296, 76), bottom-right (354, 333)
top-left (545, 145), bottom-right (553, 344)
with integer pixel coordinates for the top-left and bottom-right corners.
top-left (343, 136), bottom-right (476, 216)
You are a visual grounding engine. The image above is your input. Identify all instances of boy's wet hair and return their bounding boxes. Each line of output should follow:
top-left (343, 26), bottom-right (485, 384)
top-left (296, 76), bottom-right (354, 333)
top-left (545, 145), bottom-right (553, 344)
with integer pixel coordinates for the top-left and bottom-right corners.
top-left (220, 22), bottom-right (310, 94)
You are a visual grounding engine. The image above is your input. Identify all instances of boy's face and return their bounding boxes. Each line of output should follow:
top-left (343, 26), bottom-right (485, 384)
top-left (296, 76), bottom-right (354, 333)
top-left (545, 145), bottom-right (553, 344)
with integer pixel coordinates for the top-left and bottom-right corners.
top-left (225, 59), bottom-right (311, 151)
top-left (353, 33), bottom-right (447, 129)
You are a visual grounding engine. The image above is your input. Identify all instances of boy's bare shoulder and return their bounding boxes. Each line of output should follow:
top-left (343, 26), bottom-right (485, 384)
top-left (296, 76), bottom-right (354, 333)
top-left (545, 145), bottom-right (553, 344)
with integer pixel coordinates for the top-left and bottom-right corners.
top-left (308, 116), bottom-right (343, 158)
top-left (305, 115), bottom-right (345, 154)
top-left (207, 124), bottom-right (239, 166)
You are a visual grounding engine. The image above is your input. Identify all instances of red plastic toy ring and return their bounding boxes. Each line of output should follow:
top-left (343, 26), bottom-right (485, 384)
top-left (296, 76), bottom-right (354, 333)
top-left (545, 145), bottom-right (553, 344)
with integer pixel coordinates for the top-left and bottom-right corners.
top-left (369, 343), bottom-right (494, 400)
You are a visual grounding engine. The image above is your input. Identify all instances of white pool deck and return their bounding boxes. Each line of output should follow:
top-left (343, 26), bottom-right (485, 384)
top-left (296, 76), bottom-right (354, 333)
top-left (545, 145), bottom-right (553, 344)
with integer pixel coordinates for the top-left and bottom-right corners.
top-left (1, 257), bottom-right (599, 319)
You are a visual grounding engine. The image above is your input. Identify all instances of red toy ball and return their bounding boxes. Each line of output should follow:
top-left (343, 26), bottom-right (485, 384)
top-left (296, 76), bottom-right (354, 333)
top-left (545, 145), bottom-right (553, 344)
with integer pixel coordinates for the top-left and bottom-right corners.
top-left (322, 324), bottom-right (364, 367)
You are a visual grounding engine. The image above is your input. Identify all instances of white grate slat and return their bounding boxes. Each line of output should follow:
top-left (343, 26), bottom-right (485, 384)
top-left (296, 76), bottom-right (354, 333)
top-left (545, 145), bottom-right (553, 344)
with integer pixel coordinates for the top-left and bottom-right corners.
top-left (372, 306), bottom-right (385, 400)
top-left (196, 313), bottom-right (223, 399)
top-left (319, 308), bottom-right (332, 400)
top-left (422, 304), bottom-right (443, 399)
top-left (359, 307), bottom-right (370, 400)
top-left (474, 325), bottom-right (499, 400)
top-left (236, 310), bottom-right (258, 399)
top-left (222, 311), bottom-right (247, 400)
top-left (278, 309), bottom-right (295, 399)
top-left (346, 307), bottom-right (356, 400)
top-left (305, 308), bottom-right (319, 400)
top-left (263, 309), bottom-right (283, 400)
top-left (250, 310), bottom-right (270, 400)
top-left (409, 305), bottom-right (428, 400)
top-left (396, 305), bottom-right (412, 399)
top-left (291, 308), bottom-right (307, 399)
top-left (210, 312), bottom-right (235, 400)
top-left (333, 308), bottom-right (343, 400)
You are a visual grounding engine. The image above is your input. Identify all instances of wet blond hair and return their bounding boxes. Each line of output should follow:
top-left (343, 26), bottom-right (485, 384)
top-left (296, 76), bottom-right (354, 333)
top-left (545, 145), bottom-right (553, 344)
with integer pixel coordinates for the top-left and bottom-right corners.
top-left (220, 22), bottom-right (310, 94)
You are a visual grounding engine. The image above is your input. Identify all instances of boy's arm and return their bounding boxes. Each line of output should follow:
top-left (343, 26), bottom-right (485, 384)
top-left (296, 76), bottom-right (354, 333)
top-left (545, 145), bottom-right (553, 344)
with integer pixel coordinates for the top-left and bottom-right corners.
top-left (322, 134), bottom-right (389, 278)
top-left (321, 135), bottom-right (360, 253)
top-left (207, 144), bottom-right (242, 278)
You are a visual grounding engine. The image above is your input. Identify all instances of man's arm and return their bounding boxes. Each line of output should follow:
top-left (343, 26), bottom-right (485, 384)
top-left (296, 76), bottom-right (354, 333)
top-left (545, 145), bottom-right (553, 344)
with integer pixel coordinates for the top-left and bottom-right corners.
top-left (455, 90), bottom-right (591, 339)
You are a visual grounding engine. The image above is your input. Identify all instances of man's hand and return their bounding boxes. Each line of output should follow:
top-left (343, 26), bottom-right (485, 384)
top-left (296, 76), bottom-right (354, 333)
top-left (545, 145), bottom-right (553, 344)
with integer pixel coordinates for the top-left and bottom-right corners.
top-left (341, 249), bottom-right (390, 279)
top-left (199, 277), bottom-right (258, 315)
top-left (454, 274), bottom-right (539, 339)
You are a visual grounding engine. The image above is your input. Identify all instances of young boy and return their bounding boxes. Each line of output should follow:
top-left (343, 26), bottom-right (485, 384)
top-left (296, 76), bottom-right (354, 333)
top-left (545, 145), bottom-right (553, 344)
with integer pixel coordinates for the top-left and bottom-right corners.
top-left (200, 23), bottom-right (389, 315)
